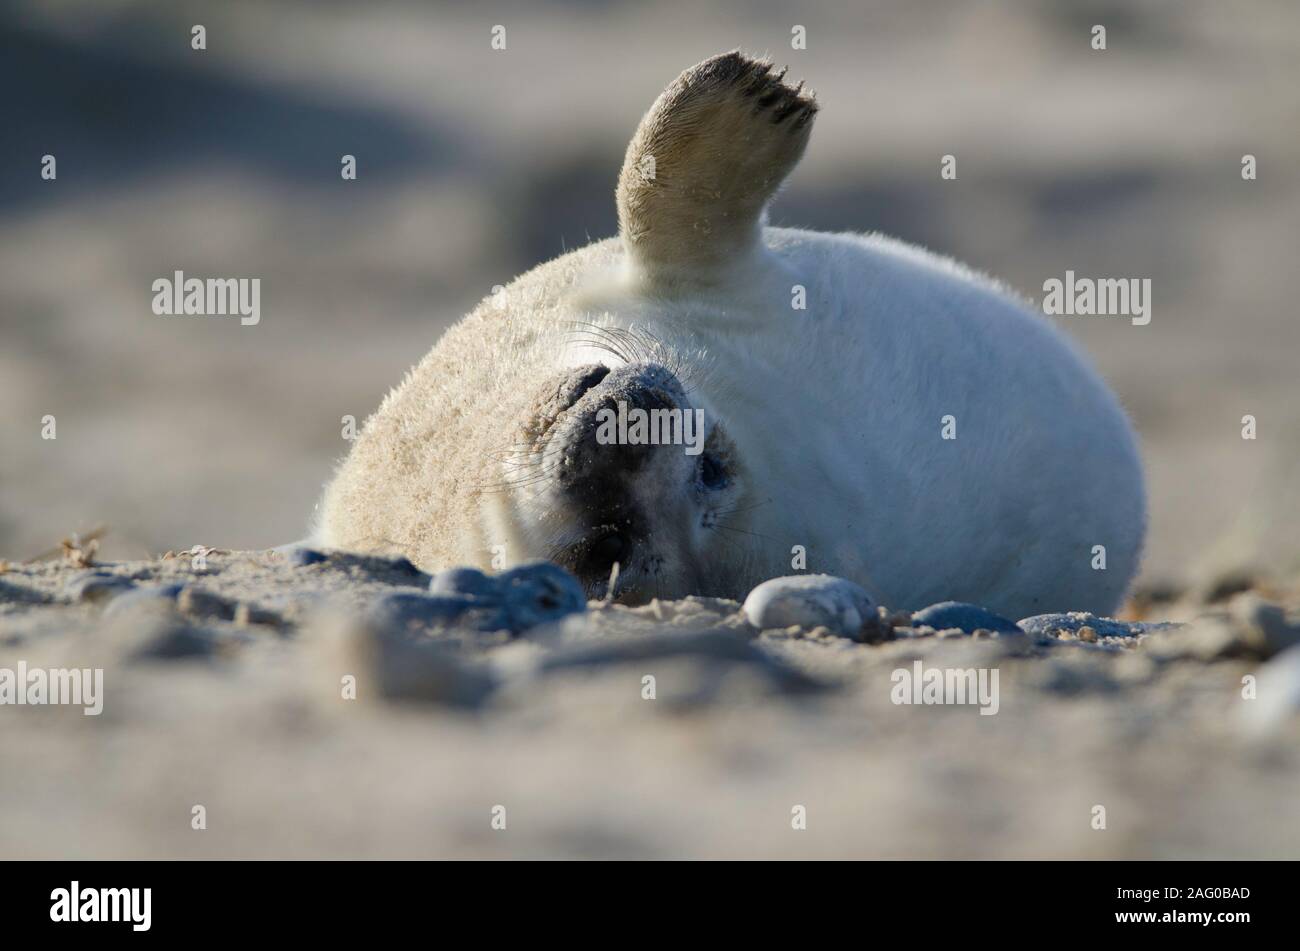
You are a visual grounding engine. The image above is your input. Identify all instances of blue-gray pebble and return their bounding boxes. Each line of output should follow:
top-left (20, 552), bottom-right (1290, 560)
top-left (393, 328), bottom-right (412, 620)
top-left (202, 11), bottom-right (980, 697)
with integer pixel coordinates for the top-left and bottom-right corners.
top-left (429, 566), bottom-right (500, 601)
top-left (498, 562), bottom-right (588, 631)
top-left (382, 561), bottom-right (586, 635)
top-left (369, 591), bottom-right (503, 632)
top-left (909, 601), bottom-right (1021, 634)
top-left (1017, 612), bottom-right (1165, 638)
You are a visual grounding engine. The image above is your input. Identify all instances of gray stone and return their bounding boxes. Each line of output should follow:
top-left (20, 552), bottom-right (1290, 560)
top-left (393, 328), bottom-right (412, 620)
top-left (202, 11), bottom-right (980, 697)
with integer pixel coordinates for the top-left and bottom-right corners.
top-left (429, 566), bottom-right (499, 600)
top-left (421, 561), bottom-right (587, 635)
top-left (283, 546), bottom-right (329, 567)
top-left (103, 583), bottom-right (184, 619)
top-left (909, 601), bottom-right (1020, 635)
top-left (742, 574), bottom-right (875, 638)
top-left (1017, 612), bottom-right (1175, 639)
top-left (368, 591), bottom-right (504, 634)
top-left (65, 571), bottom-right (135, 604)
top-left (498, 562), bottom-right (587, 631)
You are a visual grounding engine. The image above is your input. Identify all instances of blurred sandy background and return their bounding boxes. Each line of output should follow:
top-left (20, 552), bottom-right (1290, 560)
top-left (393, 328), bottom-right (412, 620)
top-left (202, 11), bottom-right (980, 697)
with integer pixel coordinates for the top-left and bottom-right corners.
top-left (2, 0), bottom-right (1298, 591)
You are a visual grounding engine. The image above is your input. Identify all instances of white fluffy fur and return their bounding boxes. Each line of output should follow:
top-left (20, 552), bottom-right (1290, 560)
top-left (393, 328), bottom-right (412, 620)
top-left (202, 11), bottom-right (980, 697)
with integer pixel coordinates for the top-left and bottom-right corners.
top-left (316, 52), bottom-right (1145, 619)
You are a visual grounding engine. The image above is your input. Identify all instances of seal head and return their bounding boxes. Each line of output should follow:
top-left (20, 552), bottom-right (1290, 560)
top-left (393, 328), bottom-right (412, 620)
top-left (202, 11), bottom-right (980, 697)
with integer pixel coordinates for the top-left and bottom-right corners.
top-left (502, 359), bottom-right (746, 600)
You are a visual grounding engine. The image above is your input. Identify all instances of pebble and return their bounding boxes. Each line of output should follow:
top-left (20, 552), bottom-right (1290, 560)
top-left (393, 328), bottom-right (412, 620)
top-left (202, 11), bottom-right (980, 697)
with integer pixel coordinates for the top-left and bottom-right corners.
top-left (64, 571), bottom-right (135, 604)
top-left (372, 561), bottom-right (588, 637)
top-left (908, 601), bottom-right (1020, 635)
top-left (103, 583), bottom-right (184, 619)
top-left (497, 562), bottom-right (588, 631)
top-left (742, 575), bottom-right (875, 638)
top-left (1017, 612), bottom-right (1175, 639)
top-left (283, 547), bottom-right (329, 567)
top-left (429, 566), bottom-right (503, 601)
top-left (369, 591), bottom-right (499, 631)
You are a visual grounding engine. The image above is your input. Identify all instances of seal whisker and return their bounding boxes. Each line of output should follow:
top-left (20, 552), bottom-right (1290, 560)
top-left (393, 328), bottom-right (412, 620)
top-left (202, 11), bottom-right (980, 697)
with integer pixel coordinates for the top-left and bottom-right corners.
top-left (712, 498), bottom-right (774, 519)
top-left (712, 523), bottom-right (776, 544)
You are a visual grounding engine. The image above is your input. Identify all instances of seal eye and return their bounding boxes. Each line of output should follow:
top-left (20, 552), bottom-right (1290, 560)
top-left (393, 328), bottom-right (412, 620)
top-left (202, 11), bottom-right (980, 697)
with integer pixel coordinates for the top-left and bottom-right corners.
top-left (699, 453), bottom-right (729, 490)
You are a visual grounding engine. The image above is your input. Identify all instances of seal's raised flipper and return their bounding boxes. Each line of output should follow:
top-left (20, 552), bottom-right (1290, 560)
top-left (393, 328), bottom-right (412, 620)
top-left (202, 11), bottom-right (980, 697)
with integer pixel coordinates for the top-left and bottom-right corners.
top-left (616, 51), bottom-right (817, 286)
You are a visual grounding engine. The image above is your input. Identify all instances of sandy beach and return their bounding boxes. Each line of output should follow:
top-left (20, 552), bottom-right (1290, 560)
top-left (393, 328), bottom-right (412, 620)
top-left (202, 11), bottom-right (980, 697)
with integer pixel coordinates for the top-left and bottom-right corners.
top-left (2, 549), bottom-right (1298, 859)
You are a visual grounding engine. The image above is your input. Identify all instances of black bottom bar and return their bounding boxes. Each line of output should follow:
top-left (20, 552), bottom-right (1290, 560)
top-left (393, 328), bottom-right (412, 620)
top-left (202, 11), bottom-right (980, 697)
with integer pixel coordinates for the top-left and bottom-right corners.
top-left (2, 860), bottom-right (1281, 938)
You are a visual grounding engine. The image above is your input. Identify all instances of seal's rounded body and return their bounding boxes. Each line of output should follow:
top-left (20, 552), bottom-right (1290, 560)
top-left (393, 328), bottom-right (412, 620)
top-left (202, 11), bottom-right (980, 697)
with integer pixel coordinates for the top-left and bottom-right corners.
top-left (317, 52), bottom-right (1145, 619)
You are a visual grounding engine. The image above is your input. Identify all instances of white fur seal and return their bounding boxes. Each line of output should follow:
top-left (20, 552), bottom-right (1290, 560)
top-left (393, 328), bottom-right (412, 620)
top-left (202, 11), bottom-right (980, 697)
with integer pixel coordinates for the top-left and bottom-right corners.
top-left (316, 51), bottom-right (1146, 619)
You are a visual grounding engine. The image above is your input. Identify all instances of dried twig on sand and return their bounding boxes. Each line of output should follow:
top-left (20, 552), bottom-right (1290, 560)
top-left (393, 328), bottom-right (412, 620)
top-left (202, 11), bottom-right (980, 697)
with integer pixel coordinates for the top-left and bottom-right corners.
top-left (24, 525), bottom-right (109, 567)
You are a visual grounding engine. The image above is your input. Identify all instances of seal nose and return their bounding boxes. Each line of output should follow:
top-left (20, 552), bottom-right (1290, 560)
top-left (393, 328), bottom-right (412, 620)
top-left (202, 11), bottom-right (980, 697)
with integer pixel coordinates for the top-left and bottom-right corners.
top-left (557, 364), bottom-right (611, 411)
top-left (547, 362), bottom-right (692, 594)
top-left (543, 361), bottom-right (690, 530)
top-left (568, 363), bottom-right (687, 473)
top-left (582, 363), bottom-right (685, 418)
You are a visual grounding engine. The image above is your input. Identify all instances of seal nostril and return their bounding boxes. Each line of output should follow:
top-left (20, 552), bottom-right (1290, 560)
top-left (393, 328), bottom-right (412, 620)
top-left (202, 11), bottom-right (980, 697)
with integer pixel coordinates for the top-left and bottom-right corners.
top-left (568, 364), bottom-right (611, 406)
top-left (586, 532), bottom-right (628, 572)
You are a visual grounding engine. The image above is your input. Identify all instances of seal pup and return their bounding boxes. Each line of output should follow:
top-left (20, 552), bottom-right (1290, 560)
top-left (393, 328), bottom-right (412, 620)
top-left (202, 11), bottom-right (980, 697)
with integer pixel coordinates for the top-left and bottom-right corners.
top-left (316, 51), bottom-right (1146, 619)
